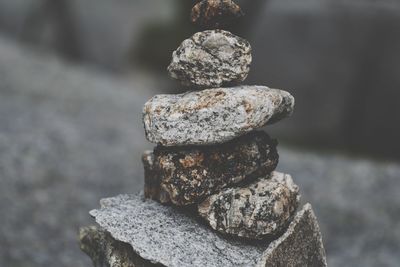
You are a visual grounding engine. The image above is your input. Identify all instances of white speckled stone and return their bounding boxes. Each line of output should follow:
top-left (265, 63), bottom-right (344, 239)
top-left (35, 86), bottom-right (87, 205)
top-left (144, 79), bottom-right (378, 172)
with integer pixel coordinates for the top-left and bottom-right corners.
top-left (86, 194), bottom-right (327, 267)
top-left (143, 86), bottom-right (294, 146)
top-left (168, 30), bottom-right (251, 87)
top-left (198, 172), bottom-right (300, 239)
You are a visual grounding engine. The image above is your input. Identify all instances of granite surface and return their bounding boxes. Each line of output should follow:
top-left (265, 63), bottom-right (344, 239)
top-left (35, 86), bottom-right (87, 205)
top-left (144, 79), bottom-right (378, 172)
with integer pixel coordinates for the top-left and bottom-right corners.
top-left (143, 86), bottom-right (294, 146)
top-left (88, 194), bottom-right (325, 267)
top-left (168, 30), bottom-right (251, 87)
top-left (198, 172), bottom-right (300, 239)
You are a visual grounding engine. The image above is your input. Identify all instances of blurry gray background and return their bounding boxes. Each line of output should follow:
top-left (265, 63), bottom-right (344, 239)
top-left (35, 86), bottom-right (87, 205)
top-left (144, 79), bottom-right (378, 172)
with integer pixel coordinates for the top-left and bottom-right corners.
top-left (0, 1), bottom-right (399, 267)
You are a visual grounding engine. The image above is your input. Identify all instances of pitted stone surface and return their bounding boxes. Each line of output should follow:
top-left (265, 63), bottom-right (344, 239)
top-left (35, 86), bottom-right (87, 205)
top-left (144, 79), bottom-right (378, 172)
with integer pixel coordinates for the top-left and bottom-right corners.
top-left (191, 0), bottom-right (244, 28)
top-left (90, 194), bottom-right (267, 267)
top-left (167, 30), bottom-right (251, 87)
top-left (257, 204), bottom-right (328, 267)
top-left (79, 226), bottom-right (161, 267)
top-left (198, 172), bottom-right (300, 239)
top-left (88, 194), bottom-right (326, 267)
top-left (143, 86), bottom-right (294, 146)
top-left (143, 131), bottom-right (279, 206)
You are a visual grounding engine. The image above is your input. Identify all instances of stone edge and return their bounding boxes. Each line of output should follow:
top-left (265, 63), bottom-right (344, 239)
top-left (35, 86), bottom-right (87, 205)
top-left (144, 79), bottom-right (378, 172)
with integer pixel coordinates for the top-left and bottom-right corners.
top-left (255, 203), bottom-right (328, 267)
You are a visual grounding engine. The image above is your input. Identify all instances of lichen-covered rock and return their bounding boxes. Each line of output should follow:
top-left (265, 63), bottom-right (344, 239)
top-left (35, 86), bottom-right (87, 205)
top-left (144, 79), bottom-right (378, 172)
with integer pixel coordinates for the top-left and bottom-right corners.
top-left (191, 0), bottom-right (244, 28)
top-left (142, 150), bottom-right (172, 204)
top-left (167, 30), bottom-right (251, 87)
top-left (144, 131), bottom-right (279, 206)
top-left (86, 194), bottom-right (327, 267)
top-left (143, 86), bottom-right (294, 146)
top-left (198, 172), bottom-right (300, 239)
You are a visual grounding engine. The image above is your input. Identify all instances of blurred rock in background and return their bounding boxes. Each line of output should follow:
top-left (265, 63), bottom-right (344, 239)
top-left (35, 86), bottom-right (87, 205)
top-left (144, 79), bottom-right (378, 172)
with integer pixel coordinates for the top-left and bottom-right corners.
top-left (0, 0), bottom-right (173, 69)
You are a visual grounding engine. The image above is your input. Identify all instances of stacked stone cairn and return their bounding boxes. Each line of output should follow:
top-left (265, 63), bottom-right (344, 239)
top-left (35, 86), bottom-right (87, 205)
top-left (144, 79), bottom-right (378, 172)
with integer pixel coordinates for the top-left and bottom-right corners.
top-left (79, 1), bottom-right (328, 266)
top-left (143, 0), bottom-right (299, 240)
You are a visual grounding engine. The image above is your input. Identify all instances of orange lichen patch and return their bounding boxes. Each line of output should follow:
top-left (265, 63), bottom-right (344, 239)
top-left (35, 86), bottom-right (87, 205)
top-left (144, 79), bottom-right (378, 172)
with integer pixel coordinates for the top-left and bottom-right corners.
top-left (176, 90), bottom-right (227, 113)
top-left (195, 90), bottom-right (227, 110)
top-left (154, 106), bottom-right (162, 115)
top-left (242, 100), bottom-right (253, 114)
top-left (271, 95), bottom-right (282, 106)
top-left (210, 152), bottom-right (223, 163)
top-left (179, 153), bottom-right (205, 168)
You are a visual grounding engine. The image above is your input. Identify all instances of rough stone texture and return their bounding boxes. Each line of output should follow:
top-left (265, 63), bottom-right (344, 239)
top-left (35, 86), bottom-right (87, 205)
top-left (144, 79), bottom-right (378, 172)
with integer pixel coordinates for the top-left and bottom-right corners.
top-left (142, 150), bottom-right (171, 204)
top-left (143, 86), bottom-right (294, 146)
top-left (143, 131), bottom-right (278, 205)
top-left (79, 226), bottom-right (161, 267)
top-left (167, 30), bottom-right (251, 88)
top-left (191, 0), bottom-right (244, 28)
top-left (198, 172), bottom-right (300, 239)
top-left (88, 194), bottom-right (326, 267)
top-left (257, 203), bottom-right (328, 267)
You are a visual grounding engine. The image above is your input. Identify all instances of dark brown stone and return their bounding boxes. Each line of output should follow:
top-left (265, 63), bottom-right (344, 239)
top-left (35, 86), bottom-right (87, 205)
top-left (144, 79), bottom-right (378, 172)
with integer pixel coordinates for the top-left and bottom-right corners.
top-left (143, 131), bottom-right (279, 206)
top-left (191, 0), bottom-right (244, 28)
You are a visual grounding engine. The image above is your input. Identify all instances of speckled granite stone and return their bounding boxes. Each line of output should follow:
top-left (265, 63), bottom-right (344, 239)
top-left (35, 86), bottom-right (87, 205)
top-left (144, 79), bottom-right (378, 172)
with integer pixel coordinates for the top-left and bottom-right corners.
top-left (143, 86), bottom-right (294, 146)
top-left (85, 194), bottom-right (327, 267)
top-left (167, 30), bottom-right (251, 87)
top-left (257, 203), bottom-right (328, 267)
top-left (143, 131), bottom-right (279, 205)
top-left (198, 172), bottom-right (300, 239)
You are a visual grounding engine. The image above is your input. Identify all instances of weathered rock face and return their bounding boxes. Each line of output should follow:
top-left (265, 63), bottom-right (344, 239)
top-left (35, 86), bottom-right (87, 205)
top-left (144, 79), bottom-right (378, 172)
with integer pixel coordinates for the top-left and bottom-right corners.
top-left (86, 194), bottom-right (327, 267)
top-left (198, 172), bottom-right (300, 239)
top-left (257, 203), bottom-right (328, 267)
top-left (143, 86), bottom-right (294, 146)
top-left (167, 30), bottom-right (251, 88)
top-left (191, 0), bottom-right (244, 28)
top-left (79, 226), bottom-right (161, 267)
top-left (144, 131), bottom-right (279, 206)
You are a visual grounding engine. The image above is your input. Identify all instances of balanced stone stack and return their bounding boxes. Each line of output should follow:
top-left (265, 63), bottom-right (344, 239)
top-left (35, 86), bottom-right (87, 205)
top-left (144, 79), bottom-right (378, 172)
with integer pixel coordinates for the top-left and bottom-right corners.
top-left (143, 0), bottom-right (298, 240)
top-left (80, 1), bottom-right (327, 266)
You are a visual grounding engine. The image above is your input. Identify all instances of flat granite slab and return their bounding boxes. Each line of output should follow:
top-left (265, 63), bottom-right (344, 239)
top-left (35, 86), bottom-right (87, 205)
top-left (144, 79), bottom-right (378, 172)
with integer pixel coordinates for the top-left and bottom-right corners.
top-left (83, 194), bottom-right (327, 267)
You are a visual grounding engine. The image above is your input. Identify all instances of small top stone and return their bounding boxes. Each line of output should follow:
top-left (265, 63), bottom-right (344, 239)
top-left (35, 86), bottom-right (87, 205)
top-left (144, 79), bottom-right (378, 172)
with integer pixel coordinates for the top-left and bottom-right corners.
top-left (168, 30), bottom-right (252, 88)
top-left (191, 0), bottom-right (244, 28)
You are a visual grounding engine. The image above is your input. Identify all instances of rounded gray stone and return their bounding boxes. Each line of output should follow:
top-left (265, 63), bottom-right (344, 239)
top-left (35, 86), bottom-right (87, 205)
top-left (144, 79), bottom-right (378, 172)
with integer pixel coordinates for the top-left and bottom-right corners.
top-left (167, 30), bottom-right (252, 87)
top-left (143, 86), bottom-right (295, 146)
